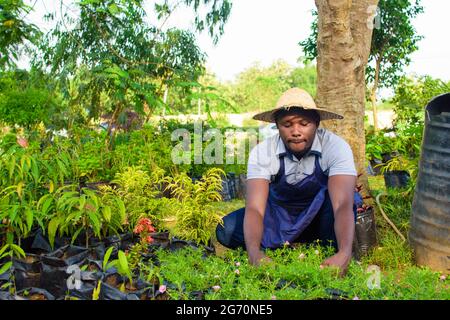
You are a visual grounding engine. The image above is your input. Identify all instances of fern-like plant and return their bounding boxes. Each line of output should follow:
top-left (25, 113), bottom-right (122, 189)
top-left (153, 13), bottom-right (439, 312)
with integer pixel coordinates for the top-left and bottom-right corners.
top-left (165, 168), bottom-right (224, 246)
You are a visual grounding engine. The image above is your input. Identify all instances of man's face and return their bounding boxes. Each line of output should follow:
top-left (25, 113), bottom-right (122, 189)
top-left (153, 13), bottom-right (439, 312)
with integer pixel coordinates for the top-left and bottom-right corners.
top-left (276, 113), bottom-right (318, 154)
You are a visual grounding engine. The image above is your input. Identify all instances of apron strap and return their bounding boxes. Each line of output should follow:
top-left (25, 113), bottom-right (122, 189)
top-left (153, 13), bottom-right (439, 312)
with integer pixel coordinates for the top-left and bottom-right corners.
top-left (270, 154), bottom-right (286, 184)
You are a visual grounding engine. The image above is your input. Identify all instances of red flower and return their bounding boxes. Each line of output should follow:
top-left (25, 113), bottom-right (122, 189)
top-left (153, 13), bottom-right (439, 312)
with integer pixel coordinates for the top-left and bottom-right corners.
top-left (145, 236), bottom-right (154, 244)
top-left (134, 224), bottom-right (144, 234)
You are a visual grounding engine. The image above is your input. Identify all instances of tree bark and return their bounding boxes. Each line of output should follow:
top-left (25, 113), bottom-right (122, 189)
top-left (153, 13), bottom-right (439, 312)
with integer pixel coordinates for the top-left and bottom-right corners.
top-left (370, 54), bottom-right (381, 132)
top-left (106, 103), bottom-right (123, 151)
top-left (314, 0), bottom-right (379, 198)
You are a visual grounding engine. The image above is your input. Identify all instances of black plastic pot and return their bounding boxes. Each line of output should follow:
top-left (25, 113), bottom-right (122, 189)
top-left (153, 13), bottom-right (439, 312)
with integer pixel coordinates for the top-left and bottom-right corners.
top-left (383, 170), bottom-right (410, 188)
top-left (369, 158), bottom-right (384, 176)
top-left (353, 208), bottom-right (378, 260)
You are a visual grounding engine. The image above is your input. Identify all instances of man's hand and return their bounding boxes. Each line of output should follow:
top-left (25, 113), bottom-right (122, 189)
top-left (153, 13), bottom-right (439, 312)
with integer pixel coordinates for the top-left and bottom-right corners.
top-left (248, 250), bottom-right (273, 266)
top-left (320, 252), bottom-right (352, 276)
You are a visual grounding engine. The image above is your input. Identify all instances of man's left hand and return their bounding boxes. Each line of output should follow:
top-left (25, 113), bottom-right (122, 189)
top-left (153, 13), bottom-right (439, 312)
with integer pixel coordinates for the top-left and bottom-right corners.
top-left (320, 252), bottom-right (352, 277)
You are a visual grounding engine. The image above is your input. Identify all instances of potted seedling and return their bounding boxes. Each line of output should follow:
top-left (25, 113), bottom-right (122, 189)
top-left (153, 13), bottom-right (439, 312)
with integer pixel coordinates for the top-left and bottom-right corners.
top-left (380, 156), bottom-right (411, 189)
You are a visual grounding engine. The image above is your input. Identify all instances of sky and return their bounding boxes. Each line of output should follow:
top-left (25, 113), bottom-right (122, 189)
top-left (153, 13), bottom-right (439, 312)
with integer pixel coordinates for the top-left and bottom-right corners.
top-left (22, 0), bottom-right (450, 84)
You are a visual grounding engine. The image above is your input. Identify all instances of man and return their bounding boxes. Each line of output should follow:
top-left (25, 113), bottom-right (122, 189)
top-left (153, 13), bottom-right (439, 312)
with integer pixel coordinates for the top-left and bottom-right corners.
top-left (216, 88), bottom-right (361, 275)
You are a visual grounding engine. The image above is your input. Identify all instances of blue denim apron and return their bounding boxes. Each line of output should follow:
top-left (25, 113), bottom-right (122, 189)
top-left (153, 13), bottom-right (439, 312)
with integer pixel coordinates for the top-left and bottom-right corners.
top-left (262, 153), bottom-right (328, 248)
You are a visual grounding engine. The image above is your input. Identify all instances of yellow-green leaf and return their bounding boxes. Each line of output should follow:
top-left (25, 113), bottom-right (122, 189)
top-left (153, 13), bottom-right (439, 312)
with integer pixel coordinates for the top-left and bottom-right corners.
top-left (16, 182), bottom-right (24, 199)
top-left (92, 280), bottom-right (102, 300)
top-left (103, 206), bottom-right (111, 222)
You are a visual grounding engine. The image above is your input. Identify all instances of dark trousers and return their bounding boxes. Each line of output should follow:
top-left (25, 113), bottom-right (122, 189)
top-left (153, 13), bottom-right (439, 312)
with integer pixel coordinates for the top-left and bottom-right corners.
top-left (215, 192), bottom-right (356, 250)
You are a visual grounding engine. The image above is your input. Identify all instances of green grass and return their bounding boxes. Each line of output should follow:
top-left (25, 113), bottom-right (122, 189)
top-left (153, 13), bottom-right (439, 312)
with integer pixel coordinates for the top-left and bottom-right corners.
top-left (152, 245), bottom-right (449, 300)
top-left (146, 176), bottom-right (449, 300)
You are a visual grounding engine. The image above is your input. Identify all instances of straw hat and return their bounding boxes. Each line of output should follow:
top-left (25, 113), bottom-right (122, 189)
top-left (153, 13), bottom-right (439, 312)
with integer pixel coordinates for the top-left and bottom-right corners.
top-left (252, 88), bottom-right (343, 122)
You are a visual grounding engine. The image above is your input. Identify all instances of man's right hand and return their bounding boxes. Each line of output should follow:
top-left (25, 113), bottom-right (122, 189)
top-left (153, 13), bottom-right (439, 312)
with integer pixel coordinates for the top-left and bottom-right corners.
top-left (248, 250), bottom-right (272, 266)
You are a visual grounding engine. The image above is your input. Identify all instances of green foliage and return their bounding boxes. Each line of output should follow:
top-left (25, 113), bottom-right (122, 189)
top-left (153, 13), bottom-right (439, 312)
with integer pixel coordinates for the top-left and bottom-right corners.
top-left (365, 129), bottom-right (395, 160)
top-left (0, 135), bottom-right (45, 243)
top-left (100, 166), bottom-right (166, 229)
top-left (164, 168), bottom-right (224, 245)
top-left (392, 75), bottom-right (450, 128)
top-left (0, 70), bottom-right (61, 129)
top-left (39, 185), bottom-right (126, 248)
top-left (36, 0), bottom-right (232, 133)
top-left (0, 0), bottom-right (41, 68)
top-left (366, 0), bottom-right (424, 88)
top-left (301, 1), bottom-right (424, 89)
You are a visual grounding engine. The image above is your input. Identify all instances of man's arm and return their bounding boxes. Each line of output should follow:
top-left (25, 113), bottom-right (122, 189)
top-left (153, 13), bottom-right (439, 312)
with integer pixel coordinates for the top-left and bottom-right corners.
top-left (243, 179), bottom-right (269, 265)
top-left (321, 175), bottom-right (356, 275)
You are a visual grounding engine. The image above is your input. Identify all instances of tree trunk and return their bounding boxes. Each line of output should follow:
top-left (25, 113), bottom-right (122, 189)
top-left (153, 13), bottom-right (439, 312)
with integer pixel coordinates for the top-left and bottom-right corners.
top-left (314, 0), bottom-right (379, 199)
top-left (371, 55), bottom-right (381, 132)
top-left (106, 103), bottom-right (122, 151)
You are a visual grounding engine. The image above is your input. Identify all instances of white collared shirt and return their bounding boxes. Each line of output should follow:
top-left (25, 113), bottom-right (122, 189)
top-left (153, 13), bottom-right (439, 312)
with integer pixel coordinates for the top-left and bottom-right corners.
top-left (247, 128), bottom-right (357, 184)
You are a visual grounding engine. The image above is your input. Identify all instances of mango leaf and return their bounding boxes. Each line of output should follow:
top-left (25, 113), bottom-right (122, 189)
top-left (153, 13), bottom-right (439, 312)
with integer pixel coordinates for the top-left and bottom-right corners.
top-left (71, 227), bottom-right (84, 245)
top-left (48, 217), bottom-right (60, 249)
top-left (0, 245), bottom-right (10, 258)
top-left (106, 260), bottom-right (117, 271)
top-left (118, 250), bottom-right (132, 282)
top-left (9, 205), bottom-right (19, 223)
top-left (103, 247), bottom-right (114, 271)
top-left (16, 182), bottom-right (24, 199)
top-left (10, 244), bottom-right (25, 258)
top-left (88, 212), bottom-right (101, 235)
top-left (25, 208), bottom-right (33, 232)
top-left (92, 280), bottom-right (102, 300)
top-left (0, 261), bottom-right (12, 276)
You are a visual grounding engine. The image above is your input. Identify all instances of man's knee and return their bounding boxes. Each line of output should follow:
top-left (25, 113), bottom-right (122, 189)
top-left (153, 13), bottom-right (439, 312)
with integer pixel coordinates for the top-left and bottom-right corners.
top-left (215, 208), bottom-right (245, 249)
top-left (215, 221), bottom-right (229, 247)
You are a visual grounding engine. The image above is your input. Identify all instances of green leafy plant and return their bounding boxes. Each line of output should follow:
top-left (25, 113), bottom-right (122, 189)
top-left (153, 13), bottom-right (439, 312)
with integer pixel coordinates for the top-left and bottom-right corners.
top-left (0, 243), bottom-right (26, 294)
top-left (100, 166), bottom-right (166, 231)
top-left (0, 136), bottom-right (44, 245)
top-left (164, 168), bottom-right (224, 245)
top-left (39, 185), bottom-right (126, 249)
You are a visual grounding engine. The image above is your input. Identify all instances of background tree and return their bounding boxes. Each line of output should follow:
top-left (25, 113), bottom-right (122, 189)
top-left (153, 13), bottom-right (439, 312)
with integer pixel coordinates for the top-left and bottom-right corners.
top-left (0, 68), bottom-right (61, 130)
top-left (36, 0), bottom-right (232, 148)
top-left (306, 0), bottom-right (379, 196)
top-left (367, 0), bottom-right (423, 131)
top-left (0, 0), bottom-right (41, 68)
top-left (301, 0), bottom-right (424, 131)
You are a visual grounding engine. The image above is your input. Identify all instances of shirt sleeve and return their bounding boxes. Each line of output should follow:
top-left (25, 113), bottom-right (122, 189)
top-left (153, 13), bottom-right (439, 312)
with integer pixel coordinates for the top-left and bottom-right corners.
top-left (326, 137), bottom-right (357, 177)
top-left (246, 142), bottom-right (272, 181)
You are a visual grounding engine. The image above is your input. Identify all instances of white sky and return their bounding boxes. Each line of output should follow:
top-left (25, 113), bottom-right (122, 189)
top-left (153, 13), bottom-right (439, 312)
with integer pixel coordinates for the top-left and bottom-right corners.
top-left (22, 0), bottom-right (450, 84)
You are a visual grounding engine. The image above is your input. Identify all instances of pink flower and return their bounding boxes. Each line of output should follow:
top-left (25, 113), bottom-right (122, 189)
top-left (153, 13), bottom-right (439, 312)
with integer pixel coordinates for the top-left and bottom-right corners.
top-left (439, 275), bottom-right (447, 281)
top-left (352, 296), bottom-right (360, 300)
top-left (235, 262), bottom-right (240, 267)
top-left (234, 269), bottom-right (240, 275)
top-left (212, 285), bottom-right (221, 292)
top-left (145, 236), bottom-right (154, 244)
top-left (271, 295), bottom-right (277, 300)
top-left (17, 137), bottom-right (28, 148)
top-left (284, 241), bottom-right (290, 246)
top-left (158, 285), bottom-right (167, 294)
